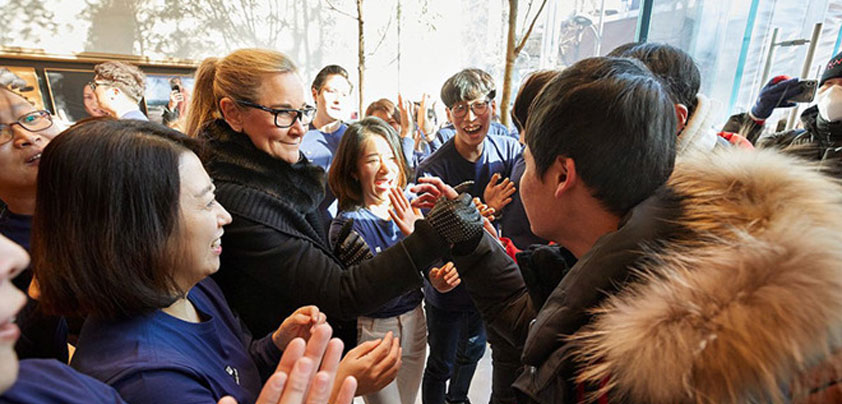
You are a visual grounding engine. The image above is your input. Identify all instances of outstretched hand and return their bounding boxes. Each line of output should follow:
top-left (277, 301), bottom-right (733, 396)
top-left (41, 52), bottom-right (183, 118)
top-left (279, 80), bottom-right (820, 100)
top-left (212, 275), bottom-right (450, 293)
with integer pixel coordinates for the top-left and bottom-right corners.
top-left (483, 173), bottom-right (515, 213)
top-left (389, 188), bottom-right (423, 236)
top-left (409, 176), bottom-right (459, 210)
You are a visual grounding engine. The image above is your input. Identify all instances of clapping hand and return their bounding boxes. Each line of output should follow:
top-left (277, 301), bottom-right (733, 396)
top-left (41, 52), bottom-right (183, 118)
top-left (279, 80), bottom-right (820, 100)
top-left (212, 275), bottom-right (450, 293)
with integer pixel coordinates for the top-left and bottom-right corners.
top-left (333, 331), bottom-right (401, 400)
top-left (483, 173), bottom-right (515, 214)
top-left (388, 188), bottom-right (423, 236)
top-left (397, 94), bottom-right (413, 139)
top-left (429, 262), bottom-right (461, 293)
top-left (273, 305), bottom-right (327, 350)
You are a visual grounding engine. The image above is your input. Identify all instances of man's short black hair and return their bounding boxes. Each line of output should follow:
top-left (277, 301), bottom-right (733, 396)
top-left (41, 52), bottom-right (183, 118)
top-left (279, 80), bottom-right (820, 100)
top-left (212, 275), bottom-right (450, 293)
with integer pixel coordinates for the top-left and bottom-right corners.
top-left (440, 68), bottom-right (496, 109)
top-left (615, 42), bottom-right (701, 117)
top-left (525, 57), bottom-right (677, 216)
top-left (312, 64), bottom-right (353, 92)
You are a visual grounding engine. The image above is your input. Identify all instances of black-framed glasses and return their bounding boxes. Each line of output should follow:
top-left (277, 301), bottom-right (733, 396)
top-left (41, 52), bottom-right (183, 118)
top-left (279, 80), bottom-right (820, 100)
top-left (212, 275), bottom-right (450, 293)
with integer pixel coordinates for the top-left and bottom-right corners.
top-left (450, 99), bottom-right (491, 119)
top-left (0, 110), bottom-right (53, 145)
top-left (87, 80), bottom-right (110, 91)
top-left (236, 100), bottom-right (316, 128)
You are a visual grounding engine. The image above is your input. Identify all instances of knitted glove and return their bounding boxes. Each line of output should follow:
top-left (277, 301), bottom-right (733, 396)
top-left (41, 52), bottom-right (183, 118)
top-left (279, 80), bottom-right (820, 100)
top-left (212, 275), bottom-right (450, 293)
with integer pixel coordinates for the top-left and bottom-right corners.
top-left (750, 76), bottom-right (801, 120)
top-left (331, 219), bottom-right (374, 267)
top-left (426, 193), bottom-right (484, 246)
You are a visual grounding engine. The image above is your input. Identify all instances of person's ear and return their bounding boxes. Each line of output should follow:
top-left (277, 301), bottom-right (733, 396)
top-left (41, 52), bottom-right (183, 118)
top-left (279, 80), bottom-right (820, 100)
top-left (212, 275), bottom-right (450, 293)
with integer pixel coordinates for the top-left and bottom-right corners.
top-left (675, 103), bottom-right (689, 133)
top-left (219, 97), bottom-right (244, 132)
top-left (554, 157), bottom-right (577, 200)
top-left (311, 87), bottom-right (319, 105)
top-left (445, 108), bottom-right (453, 123)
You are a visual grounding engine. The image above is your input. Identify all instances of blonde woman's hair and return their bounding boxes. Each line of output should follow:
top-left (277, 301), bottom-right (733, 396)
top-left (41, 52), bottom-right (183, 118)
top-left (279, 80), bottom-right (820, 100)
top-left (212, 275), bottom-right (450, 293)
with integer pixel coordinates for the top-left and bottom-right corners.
top-left (185, 48), bottom-right (298, 137)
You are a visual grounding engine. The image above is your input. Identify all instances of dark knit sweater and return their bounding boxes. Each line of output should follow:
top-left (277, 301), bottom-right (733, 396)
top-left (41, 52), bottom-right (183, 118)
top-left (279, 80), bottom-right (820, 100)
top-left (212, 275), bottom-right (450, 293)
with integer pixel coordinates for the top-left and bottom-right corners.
top-left (203, 120), bottom-right (449, 348)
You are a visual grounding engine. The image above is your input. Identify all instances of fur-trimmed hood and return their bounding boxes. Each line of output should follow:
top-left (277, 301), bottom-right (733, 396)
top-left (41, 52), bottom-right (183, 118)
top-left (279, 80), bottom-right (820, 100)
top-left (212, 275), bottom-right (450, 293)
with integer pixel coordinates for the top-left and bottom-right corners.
top-left (571, 148), bottom-right (842, 403)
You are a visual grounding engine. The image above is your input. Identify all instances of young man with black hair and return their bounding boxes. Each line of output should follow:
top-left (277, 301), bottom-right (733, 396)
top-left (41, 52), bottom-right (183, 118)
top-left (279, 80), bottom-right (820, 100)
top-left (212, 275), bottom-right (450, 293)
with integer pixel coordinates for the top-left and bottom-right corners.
top-left (415, 68), bottom-right (521, 404)
top-left (440, 56), bottom-right (842, 402)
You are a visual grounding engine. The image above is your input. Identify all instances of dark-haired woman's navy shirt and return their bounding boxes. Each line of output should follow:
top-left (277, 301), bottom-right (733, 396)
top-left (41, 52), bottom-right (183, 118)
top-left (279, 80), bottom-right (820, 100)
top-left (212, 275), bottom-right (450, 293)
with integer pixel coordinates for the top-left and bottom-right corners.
top-left (0, 210), bottom-right (69, 363)
top-left (0, 359), bottom-right (127, 404)
top-left (70, 278), bottom-right (281, 404)
top-left (330, 207), bottom-right (424, 318)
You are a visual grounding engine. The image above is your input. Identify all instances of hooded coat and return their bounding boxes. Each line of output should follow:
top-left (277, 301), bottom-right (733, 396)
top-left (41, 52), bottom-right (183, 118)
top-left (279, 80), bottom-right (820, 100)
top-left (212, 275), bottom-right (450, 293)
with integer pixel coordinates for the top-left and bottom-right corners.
top-left (453, 148), bottom-right (842, 403)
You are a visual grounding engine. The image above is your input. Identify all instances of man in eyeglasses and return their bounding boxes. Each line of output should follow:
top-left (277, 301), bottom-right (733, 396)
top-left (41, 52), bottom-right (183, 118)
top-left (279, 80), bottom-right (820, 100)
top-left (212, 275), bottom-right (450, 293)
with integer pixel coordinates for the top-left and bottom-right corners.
top-left (0, 72), bottom-right (69, 364)
top-left (90, 61), bottom-right (148, 121)
top-left (415, 68), bottom-right (522, 404)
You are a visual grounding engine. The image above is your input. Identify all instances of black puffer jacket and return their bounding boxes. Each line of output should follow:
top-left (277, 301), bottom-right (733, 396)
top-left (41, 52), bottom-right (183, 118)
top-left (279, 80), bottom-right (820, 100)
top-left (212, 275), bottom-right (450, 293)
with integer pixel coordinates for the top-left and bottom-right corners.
top-left (203, 120), bottom-right (448, 348)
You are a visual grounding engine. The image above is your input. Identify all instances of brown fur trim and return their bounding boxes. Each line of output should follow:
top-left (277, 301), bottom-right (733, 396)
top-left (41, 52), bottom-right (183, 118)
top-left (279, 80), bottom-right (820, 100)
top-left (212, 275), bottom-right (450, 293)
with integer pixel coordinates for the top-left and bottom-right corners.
top-left (571, 149), bottom-right (842, 403)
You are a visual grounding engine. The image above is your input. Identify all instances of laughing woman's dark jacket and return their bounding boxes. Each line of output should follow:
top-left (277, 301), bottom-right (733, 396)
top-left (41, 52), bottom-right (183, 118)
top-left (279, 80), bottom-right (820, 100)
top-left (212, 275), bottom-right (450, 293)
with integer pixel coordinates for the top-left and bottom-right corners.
top-left (202, 119), bottom-right (447, 347)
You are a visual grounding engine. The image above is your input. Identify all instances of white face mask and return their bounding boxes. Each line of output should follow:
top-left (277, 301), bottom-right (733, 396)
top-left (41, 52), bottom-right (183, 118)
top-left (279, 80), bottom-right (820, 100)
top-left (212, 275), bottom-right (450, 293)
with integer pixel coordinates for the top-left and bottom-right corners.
top-left (817, 84), bottom-right (842, 122)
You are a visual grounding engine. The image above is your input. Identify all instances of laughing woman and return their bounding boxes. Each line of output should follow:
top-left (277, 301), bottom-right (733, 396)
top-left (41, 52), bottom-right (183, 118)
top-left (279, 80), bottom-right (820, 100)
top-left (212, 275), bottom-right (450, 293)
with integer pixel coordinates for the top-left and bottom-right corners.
top-left (327, 117), bottom-right (461, 404)
top-left (31, 119), bottom-right (328, 404)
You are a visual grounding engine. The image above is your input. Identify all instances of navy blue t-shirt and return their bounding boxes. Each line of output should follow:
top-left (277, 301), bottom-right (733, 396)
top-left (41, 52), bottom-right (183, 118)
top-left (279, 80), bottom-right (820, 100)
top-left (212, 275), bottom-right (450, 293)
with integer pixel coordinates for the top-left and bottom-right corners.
top-left (415, 134), bottom-right (521, 310)
top-left (301, 123), bottom-right (348, 171)
top-left (0, 211), bottom-right (32, 291)
top-left (0, 359), bottom-right (127, 404)
top-left (301, 123), bottom-right (348, 231)
top-left (71, 279), bottom-right (282, 404)
top-left (330, 208), bottom-right (423, 318)
top-left (500, 152), bottom-right (548, 249)
top-left (0, 210), bottom-right (69, 363)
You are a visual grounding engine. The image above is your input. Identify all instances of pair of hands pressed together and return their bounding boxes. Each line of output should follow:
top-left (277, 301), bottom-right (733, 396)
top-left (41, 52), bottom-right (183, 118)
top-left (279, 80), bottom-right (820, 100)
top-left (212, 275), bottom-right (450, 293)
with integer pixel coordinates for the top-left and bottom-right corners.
top-left (219, 322), bottom-right (354, 404)
top-left (222, 306), bottom-right (404, 404)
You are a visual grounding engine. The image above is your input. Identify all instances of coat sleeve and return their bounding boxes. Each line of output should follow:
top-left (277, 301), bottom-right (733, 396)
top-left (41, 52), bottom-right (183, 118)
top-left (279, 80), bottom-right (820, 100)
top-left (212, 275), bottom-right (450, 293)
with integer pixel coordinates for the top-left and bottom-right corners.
top-left (220, 215), bottom-right (447, 322)
top-left (451, 232), bottom-right (537, 350)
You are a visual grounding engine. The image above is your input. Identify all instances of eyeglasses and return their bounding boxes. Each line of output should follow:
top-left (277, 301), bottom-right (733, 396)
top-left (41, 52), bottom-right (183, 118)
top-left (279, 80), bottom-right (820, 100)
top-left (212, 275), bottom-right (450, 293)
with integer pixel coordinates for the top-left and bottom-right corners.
top-left (0, 110), bottom-right (53, 145)
top-left (87, 80), bottom-right (110, 91)
top-left (450, 99), bottom-right (491, 119)
top-left (236, 100), bottom-right (316, 128)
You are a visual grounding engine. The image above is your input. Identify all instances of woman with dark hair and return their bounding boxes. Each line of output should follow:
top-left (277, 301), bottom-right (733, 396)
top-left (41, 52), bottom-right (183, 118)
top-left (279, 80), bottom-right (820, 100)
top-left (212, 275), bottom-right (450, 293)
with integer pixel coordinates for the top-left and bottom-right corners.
top-left (31, 118), bottom-right (345, 404)
top-left (186, 48), bottom-right (481, 401)
top-left (328, 117), bottom-right (460, 404)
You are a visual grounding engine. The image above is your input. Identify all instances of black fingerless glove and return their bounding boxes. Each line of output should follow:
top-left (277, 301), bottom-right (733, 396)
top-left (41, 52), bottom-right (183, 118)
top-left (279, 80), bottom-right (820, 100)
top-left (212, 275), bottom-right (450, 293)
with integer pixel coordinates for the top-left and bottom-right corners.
top-left (331, 219), bottom-right (374, 267)
top-left (426, 193), bottom-right (484, 248)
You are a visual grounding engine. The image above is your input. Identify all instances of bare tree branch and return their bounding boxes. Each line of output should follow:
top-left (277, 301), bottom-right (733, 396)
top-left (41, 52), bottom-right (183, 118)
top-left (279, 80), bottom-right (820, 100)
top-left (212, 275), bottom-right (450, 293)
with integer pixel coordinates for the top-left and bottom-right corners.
top-left (367, 6), bottom-right (393, 56)
top-left (514, 0), bottom-right (546, 54)
top-left (325, 0), bottom-right (358, 20)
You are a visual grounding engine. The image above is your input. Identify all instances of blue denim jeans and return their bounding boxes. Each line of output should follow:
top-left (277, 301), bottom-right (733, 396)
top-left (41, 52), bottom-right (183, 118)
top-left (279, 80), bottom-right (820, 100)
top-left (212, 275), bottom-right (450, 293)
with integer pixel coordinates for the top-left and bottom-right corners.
top-left (422, 303), bottom-right (487, 404)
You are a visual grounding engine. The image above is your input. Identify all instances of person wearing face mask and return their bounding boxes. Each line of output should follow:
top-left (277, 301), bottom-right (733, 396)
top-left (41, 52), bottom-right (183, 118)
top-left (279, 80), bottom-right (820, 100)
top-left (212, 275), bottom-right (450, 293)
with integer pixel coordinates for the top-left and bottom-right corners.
top-left (755, 51), bottom-right (842, 177)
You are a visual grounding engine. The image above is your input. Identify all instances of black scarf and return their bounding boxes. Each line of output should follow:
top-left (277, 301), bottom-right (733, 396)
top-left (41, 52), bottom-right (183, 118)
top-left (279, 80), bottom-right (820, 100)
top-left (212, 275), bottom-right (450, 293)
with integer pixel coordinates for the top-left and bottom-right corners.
top-left (203, 119), bottom-right (329, 242)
